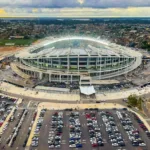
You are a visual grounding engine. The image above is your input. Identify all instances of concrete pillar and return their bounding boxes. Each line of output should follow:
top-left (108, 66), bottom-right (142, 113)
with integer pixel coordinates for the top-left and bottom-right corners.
top-left (78, 56), bottom-right (79, 72)
top-left (96, 57), bottom-right (97, 69)
top-left (67, 57), bottom-right (69, 71)
top-left (49, 74), bottom-right (51, 82)
top-left (34, 72), bottom-right (37, 78)
top-left (60, 75), bottom-right (61, 83)
top-left (71, 75), bottom-right (72, 83)
top-left (39, 72), bottom-right (43, 80)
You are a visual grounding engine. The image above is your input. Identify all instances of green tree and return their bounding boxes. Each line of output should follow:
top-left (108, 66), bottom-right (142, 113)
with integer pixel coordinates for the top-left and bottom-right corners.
top-left (127, 95), bottom-right (143, 110)
top-left (127, 94), bottom-right (138, 107)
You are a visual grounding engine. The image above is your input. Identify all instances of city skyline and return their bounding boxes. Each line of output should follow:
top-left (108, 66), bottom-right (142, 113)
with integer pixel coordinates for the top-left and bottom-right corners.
top-left (0, 0), bottom-right (150, 17)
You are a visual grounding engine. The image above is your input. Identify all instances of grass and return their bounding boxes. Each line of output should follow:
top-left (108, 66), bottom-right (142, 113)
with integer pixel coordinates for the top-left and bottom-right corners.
top-left (0, 39), bottom-right (37, 46)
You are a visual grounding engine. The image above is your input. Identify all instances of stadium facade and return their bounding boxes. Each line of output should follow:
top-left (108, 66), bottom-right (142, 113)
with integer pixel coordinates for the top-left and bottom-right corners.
top-left (15, 36), bottom-right (142, 82)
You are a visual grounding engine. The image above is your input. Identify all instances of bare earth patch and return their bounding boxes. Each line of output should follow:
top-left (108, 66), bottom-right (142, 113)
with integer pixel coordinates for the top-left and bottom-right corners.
top-left (0, 46), bottom-right (22, 53)
top-left (0, 39), bottom-right (43, 55)
top-left (146, 102), bottom-right (150, 113)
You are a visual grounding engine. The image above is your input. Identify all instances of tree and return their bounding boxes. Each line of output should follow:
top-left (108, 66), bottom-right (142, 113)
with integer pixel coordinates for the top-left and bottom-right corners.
top-left (127, 94), bottom-right (143, 110)
top-left (141, 41), bottom-right (150, 51)
top-left (127, 94), bottom-right (138, 107)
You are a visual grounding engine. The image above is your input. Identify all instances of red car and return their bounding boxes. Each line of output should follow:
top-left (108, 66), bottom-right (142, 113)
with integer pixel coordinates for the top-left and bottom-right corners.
top-left (92, 143), bottom-right (98, 147)
top-left (86, 114), bottom-right (91, 118)
top-left (92, 117), bottom-right (97, 120)
top-left (132, 130), bottom-right (139, 134)
top-left (139, 123), bottom-right (145, 127)
top-left (0, 122), bottom-right (3, 127)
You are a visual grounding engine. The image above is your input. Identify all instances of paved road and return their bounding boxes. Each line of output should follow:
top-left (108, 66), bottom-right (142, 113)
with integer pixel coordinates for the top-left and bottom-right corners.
top-left (2, 89), bottom-right (150, 104)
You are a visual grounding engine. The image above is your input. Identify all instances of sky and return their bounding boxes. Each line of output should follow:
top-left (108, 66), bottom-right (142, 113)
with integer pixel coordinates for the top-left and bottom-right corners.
top-left (0, 0), bottom-right (150, 17)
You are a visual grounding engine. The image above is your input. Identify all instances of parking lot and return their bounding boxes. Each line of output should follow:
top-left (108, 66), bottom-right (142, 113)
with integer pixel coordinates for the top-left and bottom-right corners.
top-left (0, 95), bottom-right (17, 128)
top-left (30, 108), bottom-right (150, 150)
top-left (0, 99), bottom-right (38, 150)
top-left (0, 97), bottom-right (149, 150)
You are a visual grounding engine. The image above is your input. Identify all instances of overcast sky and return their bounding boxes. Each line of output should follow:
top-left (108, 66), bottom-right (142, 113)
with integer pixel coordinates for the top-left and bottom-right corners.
top-left (0, 0), bottom-right (150, 17)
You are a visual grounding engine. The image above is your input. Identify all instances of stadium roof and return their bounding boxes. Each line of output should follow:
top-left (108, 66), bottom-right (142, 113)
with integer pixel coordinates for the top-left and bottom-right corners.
top-left (16, 36), bottom-right (142, 59)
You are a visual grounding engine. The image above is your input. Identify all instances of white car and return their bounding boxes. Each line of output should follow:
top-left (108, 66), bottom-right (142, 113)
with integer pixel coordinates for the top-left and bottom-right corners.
top-left (69, 144), bottom-right (76, 148)
top-left (31, 141), bottom-right (38, 147)
top-left (48, 136), bottom-right (54, 139)
top-left (55, 145), bottom-right (61, 148)
top-left (112, 143), bottom-right (118, 147)
top-left (48, 140), bottom-right (53, 144)
top-left (139, 143), bottom-right (146, 147)
top-left (49, 145), bottom-right (54, 148)
top-left (17, 113), bottom-right (20, 117)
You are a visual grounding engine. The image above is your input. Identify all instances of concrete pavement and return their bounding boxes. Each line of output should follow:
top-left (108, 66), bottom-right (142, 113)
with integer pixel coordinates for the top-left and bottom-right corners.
top-left (1, 82), bottom-right (150, 102)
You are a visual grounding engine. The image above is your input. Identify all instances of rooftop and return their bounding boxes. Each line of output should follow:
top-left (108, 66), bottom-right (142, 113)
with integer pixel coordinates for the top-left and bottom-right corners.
top-left (16, 36), bottom-right (142, 59)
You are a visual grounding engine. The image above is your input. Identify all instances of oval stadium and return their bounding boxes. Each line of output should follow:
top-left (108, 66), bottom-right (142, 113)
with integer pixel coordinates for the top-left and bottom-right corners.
top-left (14, 36), bottom-right (142, 83)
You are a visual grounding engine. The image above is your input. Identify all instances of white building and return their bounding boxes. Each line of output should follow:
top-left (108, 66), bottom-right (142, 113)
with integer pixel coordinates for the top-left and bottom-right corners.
top-left (14, 36), bottom-right (142, 82)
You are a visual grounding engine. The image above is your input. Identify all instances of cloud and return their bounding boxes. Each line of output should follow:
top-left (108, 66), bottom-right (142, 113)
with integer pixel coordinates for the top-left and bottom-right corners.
top-left (1, 7), bottom-right (150, 17)
top-left (0, 9), bottom-right (7, 14)
top-left (32, 8), bottom-right (38, 13)
top-left (0, 0), bottom-right (150, 17)
top-left (77, 0), bottom-right (85, 5)
top-left (0, 0), bottom-right (150, 8)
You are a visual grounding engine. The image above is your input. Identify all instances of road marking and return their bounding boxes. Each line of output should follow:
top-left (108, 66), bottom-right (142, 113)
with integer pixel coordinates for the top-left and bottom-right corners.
top-left (62, 140), bottom-right (66, 142)
top-left (27, 101), bottom-right (32, 108)
top-left (82, 141), bottom-right (86, 143)
top-left (103, 141), bottom-right (107, 143)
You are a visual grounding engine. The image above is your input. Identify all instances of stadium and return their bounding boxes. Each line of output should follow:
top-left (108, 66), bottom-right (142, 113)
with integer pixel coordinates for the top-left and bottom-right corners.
top-left (14, 36), bottom-right (142, 83)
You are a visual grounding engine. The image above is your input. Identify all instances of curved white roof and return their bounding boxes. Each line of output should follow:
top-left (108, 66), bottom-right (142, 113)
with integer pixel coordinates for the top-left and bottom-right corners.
top-left (16, 36), bottom-right (142, 59)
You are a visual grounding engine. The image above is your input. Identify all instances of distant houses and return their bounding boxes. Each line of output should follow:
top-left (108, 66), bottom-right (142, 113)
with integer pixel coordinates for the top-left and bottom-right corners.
top-left (9, 36), bottom-right (24, 39)
top-left (5, 43), bottom-right (15, 46)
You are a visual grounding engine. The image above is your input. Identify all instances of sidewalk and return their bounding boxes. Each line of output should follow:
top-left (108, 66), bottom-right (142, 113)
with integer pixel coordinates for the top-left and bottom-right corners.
top-left (0, 82), bottom-right (80, 101)
top-left (1, 82), bottom-right (150, 102)
top-left (25, 107), bottom-right (41, 150)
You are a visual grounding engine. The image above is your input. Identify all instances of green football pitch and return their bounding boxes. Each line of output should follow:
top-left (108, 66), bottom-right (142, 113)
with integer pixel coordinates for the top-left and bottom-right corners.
top-left (0, 39), bottom-right (37, 46)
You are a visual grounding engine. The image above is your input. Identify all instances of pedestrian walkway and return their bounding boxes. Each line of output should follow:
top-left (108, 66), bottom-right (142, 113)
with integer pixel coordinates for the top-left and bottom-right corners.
top-left (10, 62), bottom-right (30, 79)
top-left (0, 82), bottom-right (80, 101)
top-left (1, 81), bottom-right (150, 102)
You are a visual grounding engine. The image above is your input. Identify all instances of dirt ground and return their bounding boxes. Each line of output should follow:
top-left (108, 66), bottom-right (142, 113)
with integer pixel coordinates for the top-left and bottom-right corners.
top-left (146, 102), bottom-right (150, 113)
top-left (0, 46), bottom-right (22, 52)
top-left (0, 39), bottom-right (40, 54)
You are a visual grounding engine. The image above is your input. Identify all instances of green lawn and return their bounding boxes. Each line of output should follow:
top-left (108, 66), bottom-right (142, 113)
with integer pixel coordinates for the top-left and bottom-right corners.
top-left (0, 39), bottom-right (37, 46)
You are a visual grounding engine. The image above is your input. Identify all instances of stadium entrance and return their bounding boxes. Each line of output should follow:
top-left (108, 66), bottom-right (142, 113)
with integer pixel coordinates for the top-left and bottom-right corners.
top-left (80, 85), bottom-right (96, 102)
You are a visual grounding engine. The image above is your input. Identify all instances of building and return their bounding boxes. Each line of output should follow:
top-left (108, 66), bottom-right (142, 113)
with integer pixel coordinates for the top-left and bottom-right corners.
top-left (14, 36), bottom-right (142, 82)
